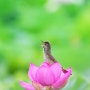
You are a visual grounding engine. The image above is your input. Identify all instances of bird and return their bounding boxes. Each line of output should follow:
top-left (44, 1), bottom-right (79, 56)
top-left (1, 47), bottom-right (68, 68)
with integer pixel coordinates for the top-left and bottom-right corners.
top-left (41, 41), bottom-right (57, 64)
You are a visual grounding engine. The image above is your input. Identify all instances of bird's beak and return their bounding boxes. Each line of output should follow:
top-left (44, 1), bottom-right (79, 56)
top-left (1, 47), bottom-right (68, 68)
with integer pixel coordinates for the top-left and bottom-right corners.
top-left (41, 40), bottom-right (44, 43)
top-left (41, 40), bottom-right (44, 47)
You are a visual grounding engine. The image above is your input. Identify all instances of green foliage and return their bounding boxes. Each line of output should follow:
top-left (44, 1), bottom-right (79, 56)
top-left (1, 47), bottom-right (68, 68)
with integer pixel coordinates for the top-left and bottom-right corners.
top-left (0, 0), bottom-right (90, 90)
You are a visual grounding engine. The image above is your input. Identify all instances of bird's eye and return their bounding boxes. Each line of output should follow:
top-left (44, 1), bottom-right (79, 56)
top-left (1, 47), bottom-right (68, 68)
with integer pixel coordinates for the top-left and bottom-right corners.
top-left (44, 43), bottom-right (47, 45)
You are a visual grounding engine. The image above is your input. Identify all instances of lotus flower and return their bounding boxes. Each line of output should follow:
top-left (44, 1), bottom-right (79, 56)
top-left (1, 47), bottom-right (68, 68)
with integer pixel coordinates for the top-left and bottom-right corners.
top-left (20, 62), bottom-right (72, 90)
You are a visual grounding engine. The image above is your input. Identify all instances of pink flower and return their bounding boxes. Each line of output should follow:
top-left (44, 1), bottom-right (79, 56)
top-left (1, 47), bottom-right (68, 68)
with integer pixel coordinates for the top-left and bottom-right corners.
top-left (20, 62), bottom-right (72, 90)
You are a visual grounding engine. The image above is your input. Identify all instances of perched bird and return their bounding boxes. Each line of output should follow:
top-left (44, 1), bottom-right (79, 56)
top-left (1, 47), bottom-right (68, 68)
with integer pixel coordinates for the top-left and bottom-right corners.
top-left (41, 41), bottom-right (57, 64)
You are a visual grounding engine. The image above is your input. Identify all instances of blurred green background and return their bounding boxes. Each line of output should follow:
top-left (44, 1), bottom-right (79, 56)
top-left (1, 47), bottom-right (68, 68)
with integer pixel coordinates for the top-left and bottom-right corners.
top-left (0, 0), bottom-right (90, 90)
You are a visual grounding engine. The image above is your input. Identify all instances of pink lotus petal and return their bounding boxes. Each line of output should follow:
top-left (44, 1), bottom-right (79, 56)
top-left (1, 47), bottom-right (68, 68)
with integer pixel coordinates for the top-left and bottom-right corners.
top-left (28, 63), bottom-right (38, 81)
top-left (32, 82), bottom-right (44, 90)
top-left (50, 62), bottom-right (62, 81)
top-left (40, 62), bottom-right (50, 67)
top-left (52, 68), bottom-right (72, 89)
top-left (19, 81), bottom-right (35, 90)
top-left (36, 66), bottom-right (55, 86)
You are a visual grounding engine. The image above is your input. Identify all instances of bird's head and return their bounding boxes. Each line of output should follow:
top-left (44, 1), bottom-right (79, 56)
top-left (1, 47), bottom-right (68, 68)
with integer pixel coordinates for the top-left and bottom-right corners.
top-left (41, 41), bottom-right (51, 51)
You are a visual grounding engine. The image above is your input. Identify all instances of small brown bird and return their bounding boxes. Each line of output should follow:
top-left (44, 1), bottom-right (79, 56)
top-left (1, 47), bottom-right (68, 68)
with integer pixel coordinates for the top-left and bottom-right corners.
top-left (41, 41), bottom-right (57, 64)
